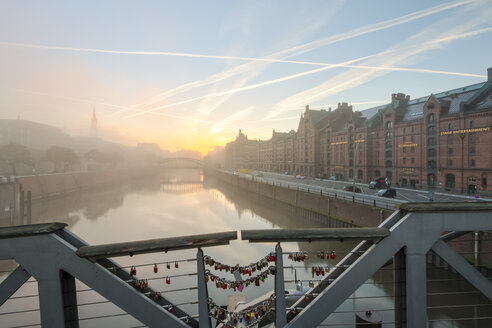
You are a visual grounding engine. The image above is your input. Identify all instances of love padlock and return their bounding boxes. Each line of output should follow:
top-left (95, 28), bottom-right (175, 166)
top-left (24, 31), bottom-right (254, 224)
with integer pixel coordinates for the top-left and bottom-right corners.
top-left (330, 251), bottom-right (336, 260)
top-left (166, 277), bottom-right (170, 285)
top-left (175, 261), bottom-right (179, 269)
top-left (154, 264), bottom-right (158, 273)
top-left (166, 262), bottom-right (171, 269)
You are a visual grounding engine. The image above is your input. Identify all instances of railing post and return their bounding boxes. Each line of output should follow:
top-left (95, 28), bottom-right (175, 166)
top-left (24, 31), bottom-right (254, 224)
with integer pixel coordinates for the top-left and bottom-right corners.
top-left (394, 248), bottom-right (406, 328)
top-left (197, 248), bottom-right (211, 328)
top-left (275, 243), bottom-right (287, 327)
top-left (406, 252), bottom-right (427, 327)
top-left (38, 272), bottom-right (65, 327)
top-left (61, 270), bottom-right (80, 328)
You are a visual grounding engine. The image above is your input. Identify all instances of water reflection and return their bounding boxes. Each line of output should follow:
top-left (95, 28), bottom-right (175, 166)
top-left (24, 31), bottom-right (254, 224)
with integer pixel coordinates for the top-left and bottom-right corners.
top-left (0, 169), bottom-right (490, 327)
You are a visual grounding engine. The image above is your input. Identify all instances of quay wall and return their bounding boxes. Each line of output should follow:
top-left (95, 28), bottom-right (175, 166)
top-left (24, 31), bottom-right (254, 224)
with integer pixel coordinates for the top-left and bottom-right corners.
top-left (212, 171), bottom-right (492, 270)
top-left (214, 171), bottom-right (392, 227)
top-left (16, 168), bottom-right (156, 201)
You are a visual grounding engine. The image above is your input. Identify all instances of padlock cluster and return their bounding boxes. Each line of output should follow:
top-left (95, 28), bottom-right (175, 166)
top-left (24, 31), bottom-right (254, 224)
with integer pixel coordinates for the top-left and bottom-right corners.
top-left (317, 251), bottom-right (336, 260)
top-left (205, 266), bottom-right (275, 291)
top-left (203, 253), bottom-right (275, 275)
top-left (130, 278), bottom-right (149, 291)
top-left (208, 294), bottom-right (275, 327)
top-left (311, 265), bottom-right (330, 277)
top-left (151, 291), bottom-right (163, 302)
top-left (287, 252), bottom-right (309, 262)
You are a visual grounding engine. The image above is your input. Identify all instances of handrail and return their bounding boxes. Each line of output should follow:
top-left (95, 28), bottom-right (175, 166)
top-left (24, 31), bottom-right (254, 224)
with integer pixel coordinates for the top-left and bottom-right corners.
top-left (397, 202), bottom-right (492, 212)
top-left (77, 231), bottom-right (237, 259)
top-left (241, 228), bottom-right (390, 243)
top-left (0, 222), bottom-right (67, 239)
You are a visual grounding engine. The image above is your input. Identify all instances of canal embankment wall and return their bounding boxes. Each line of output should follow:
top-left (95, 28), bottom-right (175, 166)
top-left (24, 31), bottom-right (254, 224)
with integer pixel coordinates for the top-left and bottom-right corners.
top-left (212, 170), bottom-right (393, 227)
top-left (211, 171), bottom-right (492, 271)
top-left (15, 167), bottom-right (157, 201)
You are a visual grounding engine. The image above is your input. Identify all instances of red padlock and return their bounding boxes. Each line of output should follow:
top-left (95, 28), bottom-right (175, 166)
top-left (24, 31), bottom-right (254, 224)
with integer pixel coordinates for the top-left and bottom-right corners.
top-left (330, 251), bottom-right (336, 260)
top-left (166, 277), bottom-right (170, 285)
top-left (175, 261), bottom-right (179, 269)
top-left (154, 264), bottom-right (158, 273)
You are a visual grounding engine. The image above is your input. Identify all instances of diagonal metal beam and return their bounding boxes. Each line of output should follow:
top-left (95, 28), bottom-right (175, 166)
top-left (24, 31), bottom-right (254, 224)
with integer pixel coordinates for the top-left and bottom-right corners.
top-left (0, 234), bottom-right (189, 328)
top-left (432, 239), bottom-right (492, 300)
top-left (0, 265), bottom-right (31, 306)
top-left (288, 230), bottom-right (403, 328)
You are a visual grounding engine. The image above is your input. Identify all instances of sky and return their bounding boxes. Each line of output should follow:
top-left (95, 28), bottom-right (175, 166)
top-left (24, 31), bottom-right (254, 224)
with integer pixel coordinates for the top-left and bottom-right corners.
top-left (0, 0), bottom-right (491, 155)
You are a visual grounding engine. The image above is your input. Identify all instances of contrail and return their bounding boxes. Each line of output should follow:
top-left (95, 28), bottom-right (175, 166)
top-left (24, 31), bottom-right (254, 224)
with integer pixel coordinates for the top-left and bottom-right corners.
top-left (263, 18), bottom-right (492, 120)
top-left (0, 0), bottom-right (471, 119)
top-left (122, 55), bottom-right (377, 119)
top-left (5, 88), bottom-right (268, 133)
top-left (119, 0), bottom-right (476, 118)
top-left (124, 54), bottom-right (484, 119)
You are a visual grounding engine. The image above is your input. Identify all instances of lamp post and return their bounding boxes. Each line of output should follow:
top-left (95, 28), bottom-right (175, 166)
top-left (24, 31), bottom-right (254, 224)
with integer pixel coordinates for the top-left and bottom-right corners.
top-left (460, 133), bottom-right (465, 193)
top-left (353, 141), bottom-right (359, 198)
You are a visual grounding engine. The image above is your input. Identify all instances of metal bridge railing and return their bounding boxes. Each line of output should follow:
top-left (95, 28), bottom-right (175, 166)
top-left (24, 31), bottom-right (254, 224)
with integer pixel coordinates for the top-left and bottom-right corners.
top-left (225, 171), bottom-right (403, 210)
top-left (1, 202), bottom-right (492, 327)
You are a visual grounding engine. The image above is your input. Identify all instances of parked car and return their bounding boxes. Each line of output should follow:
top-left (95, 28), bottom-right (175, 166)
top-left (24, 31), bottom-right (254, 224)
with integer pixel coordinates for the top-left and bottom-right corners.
top-left (284, 172), bottom-right (290, 175)
top-left (328, 176), bottom-right (337, 181)
top-left (254, 173), bottom-right (264, 177)
top-left (295, 175), bottom-right (305, 179)
top-left (377, 188), bottom-right (397, 198)
top-left (233, 172), bottom-right (239, 176)
top-left (369, 177), bottom-right (386, 189)
top-left (343, 185), bottom-right (362, 193)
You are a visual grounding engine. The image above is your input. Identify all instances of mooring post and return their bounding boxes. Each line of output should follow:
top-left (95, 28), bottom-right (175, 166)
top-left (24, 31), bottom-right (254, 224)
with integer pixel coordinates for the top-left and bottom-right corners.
top-left (19, 188), bottom-right (25, 225)
top-left (26, 190), bottom-right (32, 224)
top-left (275, 243), bottom-right (287, 327)
top-left (197, 248), bottom-right (211, 328)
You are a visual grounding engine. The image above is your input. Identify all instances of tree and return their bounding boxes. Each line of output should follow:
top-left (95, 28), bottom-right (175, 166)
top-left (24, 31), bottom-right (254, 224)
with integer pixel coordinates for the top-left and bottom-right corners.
top-left (0, 143), bottom-right (32, 176)
top-left (44, 146), bottom-right (79, 173)
top-left (85, 149), bottom-right (124, 167)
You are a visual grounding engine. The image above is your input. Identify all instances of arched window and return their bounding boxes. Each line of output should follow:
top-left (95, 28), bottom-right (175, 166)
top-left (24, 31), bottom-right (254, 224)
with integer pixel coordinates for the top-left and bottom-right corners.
top-left (446, 174), bottom-right (455, 188)
top-left (428, 114), bottom-right (435, 123)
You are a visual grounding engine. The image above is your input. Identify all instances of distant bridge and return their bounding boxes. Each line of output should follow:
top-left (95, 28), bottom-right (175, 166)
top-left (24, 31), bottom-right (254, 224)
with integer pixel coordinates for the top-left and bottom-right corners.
top-left (159, 157), bottom-right (204, 169)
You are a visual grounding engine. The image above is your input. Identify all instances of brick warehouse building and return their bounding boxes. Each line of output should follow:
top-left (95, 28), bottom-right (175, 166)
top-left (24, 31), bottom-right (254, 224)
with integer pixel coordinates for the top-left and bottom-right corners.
top-left (225, 67), bottom-right (492, 194)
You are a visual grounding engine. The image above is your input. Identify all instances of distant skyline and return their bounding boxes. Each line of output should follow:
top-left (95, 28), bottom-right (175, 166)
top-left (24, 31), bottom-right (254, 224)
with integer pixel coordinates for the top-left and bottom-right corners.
top-left (1, 0), bottom-right (491, 154)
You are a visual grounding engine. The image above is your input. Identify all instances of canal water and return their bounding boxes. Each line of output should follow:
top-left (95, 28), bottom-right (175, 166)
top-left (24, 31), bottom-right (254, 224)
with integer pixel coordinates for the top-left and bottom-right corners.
top-left (0, 169), bottom-right (490, 327)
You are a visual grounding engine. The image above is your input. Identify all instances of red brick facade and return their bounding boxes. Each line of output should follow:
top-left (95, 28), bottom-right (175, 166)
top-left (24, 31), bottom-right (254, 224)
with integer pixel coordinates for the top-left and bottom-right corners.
top-left (225, 68), bottom-right (492, 194)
